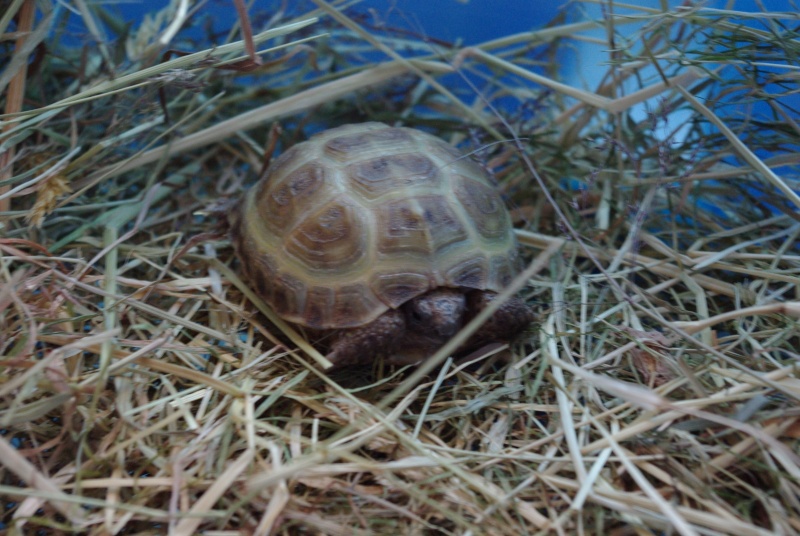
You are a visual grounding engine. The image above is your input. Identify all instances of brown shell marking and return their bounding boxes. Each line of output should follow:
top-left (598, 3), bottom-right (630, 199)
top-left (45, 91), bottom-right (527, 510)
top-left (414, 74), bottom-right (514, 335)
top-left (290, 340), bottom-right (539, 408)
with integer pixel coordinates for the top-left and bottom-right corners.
top-left (376, 196), bottom-right (469, 256)
top-left (347, 153), bottom-right (441, 199)
top-left (286, 199), bottom-right (366, 269)
top-left (234, 122), bottom-right (519, 329)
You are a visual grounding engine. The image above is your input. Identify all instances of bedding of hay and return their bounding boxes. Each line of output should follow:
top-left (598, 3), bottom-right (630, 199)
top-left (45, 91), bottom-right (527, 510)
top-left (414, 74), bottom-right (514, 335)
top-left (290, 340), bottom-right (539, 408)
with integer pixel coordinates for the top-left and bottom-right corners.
top-left (1, 1), bottom-right (799, 534)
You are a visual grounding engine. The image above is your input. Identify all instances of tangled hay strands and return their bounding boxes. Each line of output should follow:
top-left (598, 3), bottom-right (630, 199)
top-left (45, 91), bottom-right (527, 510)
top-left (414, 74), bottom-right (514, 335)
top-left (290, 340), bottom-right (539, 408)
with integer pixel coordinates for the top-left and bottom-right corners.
top-left (1, 1), bottom-right (800, 534)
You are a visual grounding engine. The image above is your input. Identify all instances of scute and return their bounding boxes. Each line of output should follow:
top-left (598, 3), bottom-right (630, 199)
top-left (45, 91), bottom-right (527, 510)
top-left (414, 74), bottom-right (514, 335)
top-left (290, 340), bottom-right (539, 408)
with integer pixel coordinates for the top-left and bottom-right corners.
top-left (377, 195), bottom-right (469, 256)
top-left (445, 257), bottom-right (489, 288)
top-left (285, 199), bottom-right (367, 271)
top-left (331, 283), bottom-right (387, 328)
top-left (256, 161), bottom-right (327, 234)
top-left (271, 272), bottom-right (306, 318)
top-left (233, 122), bottom-right (521, 329)
top-left (489, 254), bottom-right (516, 289)
top-left (324, 126), bottom-right (415, 163)
top-left (454, 175), bottom-right (511, 241)
top-left (348, 153), bottom-right (440, 199)
top-left (370, 271), bottom-right (431, 309)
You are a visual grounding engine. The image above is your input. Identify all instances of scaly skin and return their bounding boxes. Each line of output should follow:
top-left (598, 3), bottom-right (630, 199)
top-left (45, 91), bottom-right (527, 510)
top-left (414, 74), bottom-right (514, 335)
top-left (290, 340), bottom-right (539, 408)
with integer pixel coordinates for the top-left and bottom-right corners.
top-left (325, 289), bottom-right (534, 367)
top-left (326, 309), bottom-right (406, 367)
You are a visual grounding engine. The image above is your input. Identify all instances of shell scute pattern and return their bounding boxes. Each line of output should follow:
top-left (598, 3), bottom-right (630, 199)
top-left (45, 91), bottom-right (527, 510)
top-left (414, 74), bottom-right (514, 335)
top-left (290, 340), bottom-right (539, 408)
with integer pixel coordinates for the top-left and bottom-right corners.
top-left (369, 271), bottom-right (431, 309)
top-left (256, 161), bottom-right (328, 235)
top-left (347, 153), bottom-right (441, 199)
top-left (323, 125), bottom-right (416, 162)
top-left (377, 196), bottom-right (469, 256)
top-left (286, 199), bottom-right (366, 271)
top-left (235, 122), bottom-right (519, 330)
top-left (454, 176), bottom-right (509, 240)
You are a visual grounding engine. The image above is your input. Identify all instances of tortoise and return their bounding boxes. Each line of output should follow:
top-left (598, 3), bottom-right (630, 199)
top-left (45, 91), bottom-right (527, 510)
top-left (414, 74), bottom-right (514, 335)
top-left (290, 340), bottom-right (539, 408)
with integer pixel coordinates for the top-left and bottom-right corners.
top-left (230, 122), bottom-right (534, 366)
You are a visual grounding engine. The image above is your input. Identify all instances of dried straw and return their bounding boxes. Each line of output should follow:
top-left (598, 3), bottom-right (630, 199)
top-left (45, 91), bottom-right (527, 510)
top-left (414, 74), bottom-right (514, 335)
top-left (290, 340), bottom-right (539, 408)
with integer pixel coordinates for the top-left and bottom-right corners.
top-left (1, 1), bottom-right (799, 534)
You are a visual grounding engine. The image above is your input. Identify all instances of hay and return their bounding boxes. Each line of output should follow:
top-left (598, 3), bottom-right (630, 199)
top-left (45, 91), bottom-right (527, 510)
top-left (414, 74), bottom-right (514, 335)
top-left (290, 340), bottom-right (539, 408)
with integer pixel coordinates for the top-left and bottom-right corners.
top-left (1, 1), bottom-right (799, 534)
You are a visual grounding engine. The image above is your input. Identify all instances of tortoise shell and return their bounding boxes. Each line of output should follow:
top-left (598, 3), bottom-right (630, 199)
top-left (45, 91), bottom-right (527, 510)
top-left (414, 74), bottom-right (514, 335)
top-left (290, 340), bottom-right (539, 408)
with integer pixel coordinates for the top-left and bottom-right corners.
top-left (231, 122), bottom-right (520, 330)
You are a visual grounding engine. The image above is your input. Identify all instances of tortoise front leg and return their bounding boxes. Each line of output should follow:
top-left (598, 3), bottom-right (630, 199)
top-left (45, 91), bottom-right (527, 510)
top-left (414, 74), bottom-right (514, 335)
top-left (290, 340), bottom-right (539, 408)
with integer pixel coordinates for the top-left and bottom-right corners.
top-left (467, 291), bottom-right (535, 345)
top-left (326, 309), bottom-right (406, 367)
